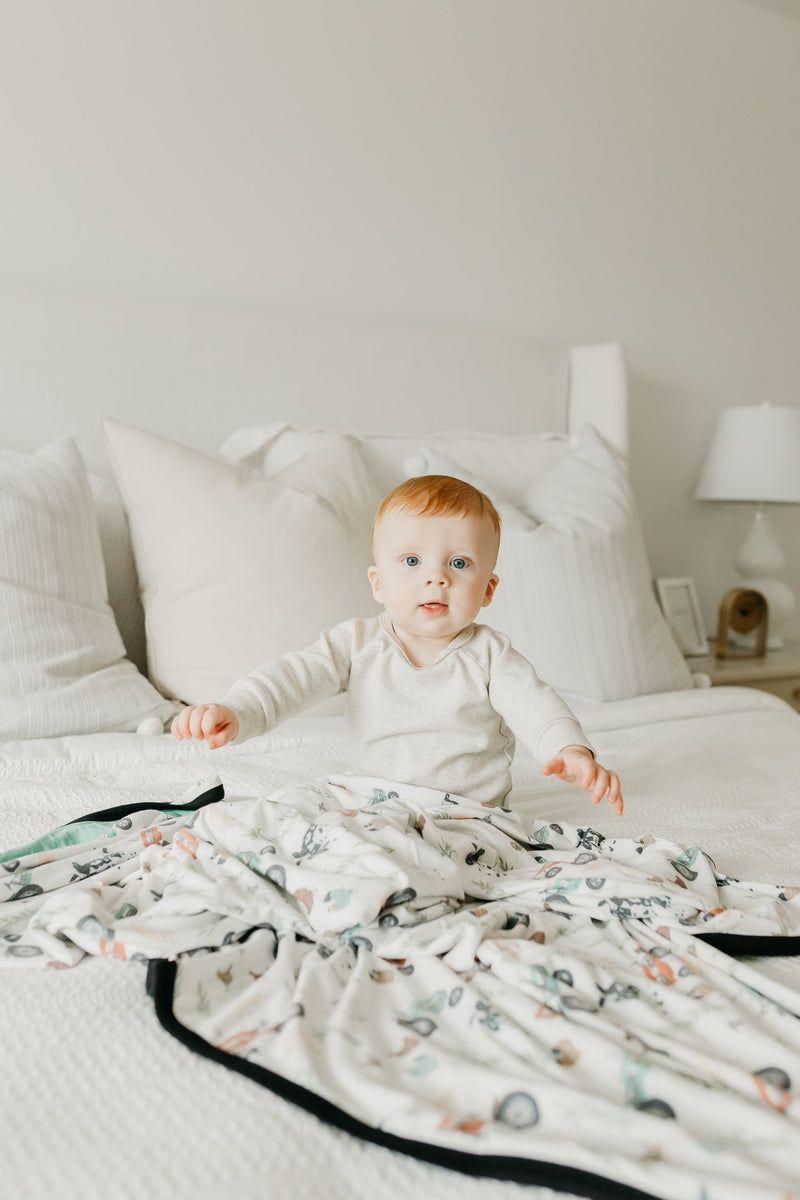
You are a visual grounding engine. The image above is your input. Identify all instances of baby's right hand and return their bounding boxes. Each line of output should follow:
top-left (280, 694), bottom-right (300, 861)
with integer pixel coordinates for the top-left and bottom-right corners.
top-left (171, 704), bottom-right (238, 749)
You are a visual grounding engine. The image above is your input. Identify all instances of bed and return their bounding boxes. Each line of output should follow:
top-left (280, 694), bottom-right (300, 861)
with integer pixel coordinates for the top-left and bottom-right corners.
top-left (1, 339), bottom-right (798, 1200)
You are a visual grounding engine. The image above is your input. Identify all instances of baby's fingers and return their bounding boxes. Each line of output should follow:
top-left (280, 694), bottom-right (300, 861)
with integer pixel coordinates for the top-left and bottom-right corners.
top-left (541, 755), bottom-right (565, 778)
top-left (187, 705), bottom-right (212, 740)
top-left (202, 705), bottom-right (237, 748)
top-left (590, 769), bottom-right (609, 804)
top-left (171, 708), bottom-right (194, 740)
top-left (201, 706), bottom-right (224, 738)
top-left (171, 704), bottom-right (234, 746)
top-left (590, 769), bottom-right (624, 816)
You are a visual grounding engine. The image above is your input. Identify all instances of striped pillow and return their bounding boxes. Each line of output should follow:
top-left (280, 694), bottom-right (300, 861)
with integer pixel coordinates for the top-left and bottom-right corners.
top-left (0, 439), bottom-right (176, 741)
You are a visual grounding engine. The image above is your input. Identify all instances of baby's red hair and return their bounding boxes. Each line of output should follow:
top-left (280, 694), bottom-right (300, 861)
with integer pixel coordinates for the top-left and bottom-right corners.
top-left (371, 474), bottom-right (501, 555)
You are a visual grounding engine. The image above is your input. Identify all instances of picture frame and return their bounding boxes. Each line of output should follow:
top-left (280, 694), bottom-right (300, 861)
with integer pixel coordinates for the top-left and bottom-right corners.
top-left (655, 576), bottom-right (708, 656)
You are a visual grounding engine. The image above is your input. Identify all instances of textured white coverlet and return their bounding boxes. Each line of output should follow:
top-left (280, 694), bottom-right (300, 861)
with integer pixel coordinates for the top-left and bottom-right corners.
top-left (1, 685), bottom-right (798, 1200)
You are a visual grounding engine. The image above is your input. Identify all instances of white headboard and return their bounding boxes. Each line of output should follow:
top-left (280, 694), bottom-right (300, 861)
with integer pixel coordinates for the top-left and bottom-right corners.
top-left (1, 291), bottom-right (627, 469)
top-left (567, 343), bottom-right (628, 456)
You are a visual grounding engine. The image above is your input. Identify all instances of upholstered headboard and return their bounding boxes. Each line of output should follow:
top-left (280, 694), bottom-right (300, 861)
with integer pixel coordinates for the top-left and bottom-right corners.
top-left (566, 343), bottom-right (628, 456)
top-left (1, 290), bottom-right (627, 471)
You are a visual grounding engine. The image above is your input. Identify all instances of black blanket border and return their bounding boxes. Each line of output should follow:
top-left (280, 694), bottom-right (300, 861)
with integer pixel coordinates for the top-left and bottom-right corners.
top-left (58, 786), bottom-right (800, 1199)
top-left (147, 956), bottom-right (661, 1200)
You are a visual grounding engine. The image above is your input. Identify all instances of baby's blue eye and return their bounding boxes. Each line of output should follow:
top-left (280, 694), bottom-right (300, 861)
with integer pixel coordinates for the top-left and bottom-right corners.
top-left (450, 557), bottom-right (468, 570)
top-left (404, 555), bottom-right (420, 567)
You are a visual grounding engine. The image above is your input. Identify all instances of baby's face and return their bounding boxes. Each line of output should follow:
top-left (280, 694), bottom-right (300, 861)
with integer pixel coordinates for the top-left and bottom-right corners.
top-left (368, 507), bottom-right (499, 653)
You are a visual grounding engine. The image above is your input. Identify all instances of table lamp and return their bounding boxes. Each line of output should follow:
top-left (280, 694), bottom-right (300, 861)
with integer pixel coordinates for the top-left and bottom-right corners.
top-left (695, 402), bottom-right (800, 648)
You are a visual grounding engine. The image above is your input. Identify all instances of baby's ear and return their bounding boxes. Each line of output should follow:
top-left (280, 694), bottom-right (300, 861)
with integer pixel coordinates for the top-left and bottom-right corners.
top-left (367, 565), bottom-right (381, 601)
top-left (482, 573), bottom-right (499, 607)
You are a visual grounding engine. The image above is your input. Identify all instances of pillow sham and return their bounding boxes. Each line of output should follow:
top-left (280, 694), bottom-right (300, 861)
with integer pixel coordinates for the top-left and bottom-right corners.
top-left (407, 430), bottom-right (692, 703)
top-left (219, 422), bottom-right (570, 500)
top-left (0, 439), bottom-right (177, 741)
top-left (89, 472), bottom-right (147, 674)
top-left (103, 420), bottom-right (382, 704)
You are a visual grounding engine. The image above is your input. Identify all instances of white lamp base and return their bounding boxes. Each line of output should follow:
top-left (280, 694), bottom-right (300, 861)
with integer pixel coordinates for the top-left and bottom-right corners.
top-left (734, 506), bottom-right (794, 649)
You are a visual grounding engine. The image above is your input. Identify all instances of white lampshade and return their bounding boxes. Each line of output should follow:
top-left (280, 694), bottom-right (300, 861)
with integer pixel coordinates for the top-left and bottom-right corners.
top-left (695, 403), bottom-right (800, 503)
top-left (695, 401), bottom-right (800, 649)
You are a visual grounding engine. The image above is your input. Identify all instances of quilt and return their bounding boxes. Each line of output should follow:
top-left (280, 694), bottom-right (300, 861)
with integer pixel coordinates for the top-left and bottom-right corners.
top-left (1, 772), bottom-right (799, 1200)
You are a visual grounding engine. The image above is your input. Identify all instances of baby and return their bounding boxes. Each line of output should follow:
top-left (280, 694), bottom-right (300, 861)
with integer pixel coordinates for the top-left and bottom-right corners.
top-left (172, 475), bottom-right (623, 814)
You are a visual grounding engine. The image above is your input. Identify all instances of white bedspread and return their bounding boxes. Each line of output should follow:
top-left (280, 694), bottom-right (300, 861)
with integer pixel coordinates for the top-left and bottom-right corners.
top-left (1, 686), bottom-right (798, 1200)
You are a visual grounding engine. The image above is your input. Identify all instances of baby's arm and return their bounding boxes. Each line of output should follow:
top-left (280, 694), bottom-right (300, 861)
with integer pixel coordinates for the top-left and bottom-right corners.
top-left (171, 619), bottom-right (362, 749)
top-left (542, 745), bottom-right (623, 816)
top-left (172, 703), bottom-right (238, 749)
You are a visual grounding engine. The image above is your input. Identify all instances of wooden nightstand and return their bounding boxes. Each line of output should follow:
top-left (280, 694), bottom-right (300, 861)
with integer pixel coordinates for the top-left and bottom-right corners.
top-left (688, 643), bottom-right (800, 713)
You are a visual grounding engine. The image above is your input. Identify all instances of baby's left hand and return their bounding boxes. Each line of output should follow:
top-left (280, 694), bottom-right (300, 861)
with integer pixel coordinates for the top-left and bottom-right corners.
top-left (542, 746), bottom-right (623, 816)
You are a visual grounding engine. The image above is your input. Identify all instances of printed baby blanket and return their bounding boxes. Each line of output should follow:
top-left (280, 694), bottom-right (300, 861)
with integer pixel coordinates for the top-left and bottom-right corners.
top-left (1, 775), bottom-right (799, 1200)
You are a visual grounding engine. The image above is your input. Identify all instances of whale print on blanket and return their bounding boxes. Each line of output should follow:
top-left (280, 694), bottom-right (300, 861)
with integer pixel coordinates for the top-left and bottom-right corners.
top-left (1, 776), bottom-right (799, 1200)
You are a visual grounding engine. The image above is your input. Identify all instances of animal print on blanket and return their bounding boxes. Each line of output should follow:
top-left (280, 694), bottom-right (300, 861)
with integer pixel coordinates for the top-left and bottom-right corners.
top-left (2, 775), bottom-right (799, 1200)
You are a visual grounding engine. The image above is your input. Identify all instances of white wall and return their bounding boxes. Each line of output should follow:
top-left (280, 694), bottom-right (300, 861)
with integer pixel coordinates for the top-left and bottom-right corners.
top-left (1, 0), bottom-right (799, 637)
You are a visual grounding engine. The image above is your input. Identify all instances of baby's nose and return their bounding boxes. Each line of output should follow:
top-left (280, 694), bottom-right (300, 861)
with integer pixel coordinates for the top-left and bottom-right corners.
top-left (426, 568), bottom-right (449, 586)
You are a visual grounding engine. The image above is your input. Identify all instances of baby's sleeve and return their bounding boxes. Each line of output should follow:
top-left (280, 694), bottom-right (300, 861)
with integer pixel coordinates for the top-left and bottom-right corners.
top-left (220, 619), bottom-right (359, 742)
top-left (486, 633), bottom-right (593, 764)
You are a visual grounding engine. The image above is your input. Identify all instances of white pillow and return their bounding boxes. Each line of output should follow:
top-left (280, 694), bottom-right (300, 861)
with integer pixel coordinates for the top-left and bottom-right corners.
top-left (0, 439), bottom-right (177, 741)
top-left (89, 473), bottom-right (147, 674)
top-left (220, 422), bottom-right (570, 500)
top-left (103, 420), bottom-right (382, 704)
top-left (407, 430), bottom-right (692, 703)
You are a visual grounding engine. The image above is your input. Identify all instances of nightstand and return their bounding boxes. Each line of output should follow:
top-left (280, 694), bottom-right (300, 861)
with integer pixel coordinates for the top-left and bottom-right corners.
top-left (688, 643), bottom-right (800, 714)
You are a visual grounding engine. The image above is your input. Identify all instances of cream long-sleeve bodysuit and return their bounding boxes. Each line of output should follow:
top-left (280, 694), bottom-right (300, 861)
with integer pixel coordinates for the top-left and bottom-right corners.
top-left (222, 613), bottom-right (591, 806)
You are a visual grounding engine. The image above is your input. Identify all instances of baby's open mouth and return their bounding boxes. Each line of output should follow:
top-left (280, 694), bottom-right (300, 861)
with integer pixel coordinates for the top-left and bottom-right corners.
top-left (420, 602), bottom-right (448, 613)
